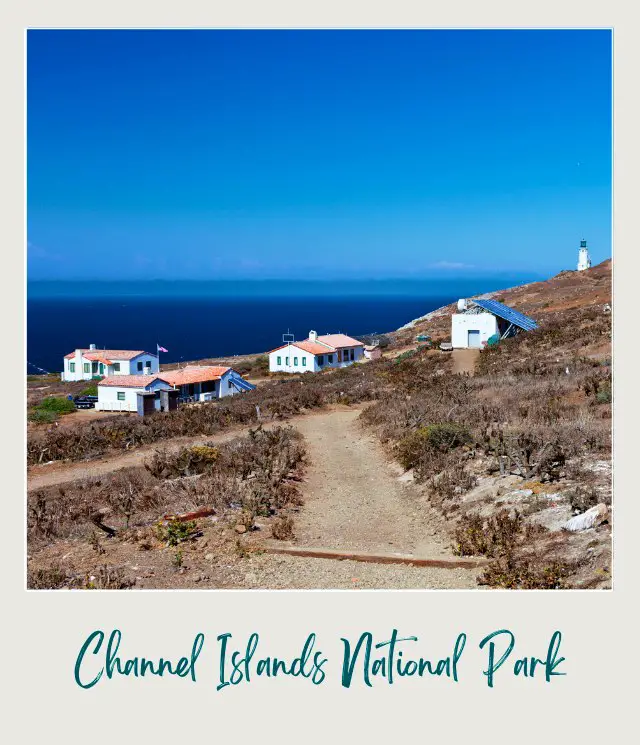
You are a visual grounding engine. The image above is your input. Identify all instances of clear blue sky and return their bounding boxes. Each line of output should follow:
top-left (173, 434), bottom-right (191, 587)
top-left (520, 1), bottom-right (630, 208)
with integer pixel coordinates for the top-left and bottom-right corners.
top-left (27, 29), bottom-right (612, 281)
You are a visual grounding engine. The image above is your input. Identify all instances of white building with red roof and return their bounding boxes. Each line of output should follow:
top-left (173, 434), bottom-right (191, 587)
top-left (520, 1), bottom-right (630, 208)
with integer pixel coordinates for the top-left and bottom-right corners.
top-left (62, 344), bottom-right (159, 382)
top-left (268, 330), bottom-right (365, 374)
top-left (96, 365), bottom-right (255, 413)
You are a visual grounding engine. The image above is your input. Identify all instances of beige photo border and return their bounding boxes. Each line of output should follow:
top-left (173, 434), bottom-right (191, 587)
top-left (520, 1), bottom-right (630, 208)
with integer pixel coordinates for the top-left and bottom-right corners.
top-left (3, 1), bottom-right (637, 742)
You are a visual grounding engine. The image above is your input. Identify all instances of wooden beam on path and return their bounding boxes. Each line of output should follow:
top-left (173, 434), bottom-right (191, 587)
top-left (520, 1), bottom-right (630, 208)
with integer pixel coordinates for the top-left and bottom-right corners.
top-left (262, 543), bottom-right (488, 569)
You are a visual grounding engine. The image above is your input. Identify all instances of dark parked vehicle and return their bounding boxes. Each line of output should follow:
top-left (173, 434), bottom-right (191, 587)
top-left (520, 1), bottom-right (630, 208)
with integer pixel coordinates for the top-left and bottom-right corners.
top-left (73, 395), bottom-right (98, 409)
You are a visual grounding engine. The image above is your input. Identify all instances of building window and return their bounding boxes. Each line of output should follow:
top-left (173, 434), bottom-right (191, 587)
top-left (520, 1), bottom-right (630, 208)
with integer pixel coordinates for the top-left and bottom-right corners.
top-left (317, 356), bottom-right (323, 365)
top-left (277, 356), bottom-right (282, 365)
top-left (137, 361), bottom-right (143, 371)
top-left (328, 354), bottom-right (334, 363)
top-left (350, 349), bottom-right (355, 361)
top-left (69, 362), bottom-right (75, 372)
top-left (302, 357), bottom-right (307, 367)
top-left (113, 362), bottom-right (120, 372)
top-left (285, 357), bottom-right (289, 365)
top-left (117, 391), bottom-right (125, 401)
top-left (294, 357), bottom-right (298, 366)
top-left (83, 363), bottom-right (90, 373)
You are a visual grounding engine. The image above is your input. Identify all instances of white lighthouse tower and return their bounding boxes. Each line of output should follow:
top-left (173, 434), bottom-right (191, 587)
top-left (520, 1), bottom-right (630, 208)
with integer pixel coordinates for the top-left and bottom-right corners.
top-left (577, 238), bottom-right (592, 272)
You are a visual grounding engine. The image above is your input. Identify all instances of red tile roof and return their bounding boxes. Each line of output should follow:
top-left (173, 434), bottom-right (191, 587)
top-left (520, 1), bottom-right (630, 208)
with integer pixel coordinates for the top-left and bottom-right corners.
top-left (160, 366), bottom-right (231, 386)
top-left (64, 349), bottom-right (151, 360)
top-left (269, 341), bottom-right (336, 355)
top-left (316, 334), bottom-right (364, 349)
top-left (269, 334), bottom-right (364, 356)
top-left (98, 375), bottom-right (170, 388)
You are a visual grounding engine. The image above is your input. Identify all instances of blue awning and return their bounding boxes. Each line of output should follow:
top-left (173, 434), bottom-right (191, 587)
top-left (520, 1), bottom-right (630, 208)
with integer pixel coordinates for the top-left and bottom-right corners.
top-left (230, 376), bottom-right (256, 392)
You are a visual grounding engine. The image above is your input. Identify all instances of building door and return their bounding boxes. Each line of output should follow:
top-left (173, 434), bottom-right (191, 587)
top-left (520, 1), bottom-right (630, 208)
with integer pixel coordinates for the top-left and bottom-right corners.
top-left (468, 330), bottom-right (481, 348)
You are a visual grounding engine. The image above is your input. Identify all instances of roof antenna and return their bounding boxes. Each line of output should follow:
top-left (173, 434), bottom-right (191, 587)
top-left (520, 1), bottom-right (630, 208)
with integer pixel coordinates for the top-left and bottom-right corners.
top-left (282, 329), bottom-right (294, 344)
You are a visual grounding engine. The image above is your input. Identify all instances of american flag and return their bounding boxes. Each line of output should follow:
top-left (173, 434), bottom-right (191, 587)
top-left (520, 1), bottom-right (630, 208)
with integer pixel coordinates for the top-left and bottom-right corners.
top-left (157, 344), bottom-right (168, 353)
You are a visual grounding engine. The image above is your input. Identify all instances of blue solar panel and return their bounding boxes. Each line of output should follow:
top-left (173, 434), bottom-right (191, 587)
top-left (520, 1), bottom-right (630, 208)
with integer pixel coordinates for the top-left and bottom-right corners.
top-left (230, 376), bottom-right (256, 392)
top-left (472, 298), bottom-right (538, 331)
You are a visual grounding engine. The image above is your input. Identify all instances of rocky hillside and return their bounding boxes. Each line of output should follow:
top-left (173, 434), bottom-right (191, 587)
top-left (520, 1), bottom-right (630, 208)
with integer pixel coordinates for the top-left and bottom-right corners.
top-left (394, 259), bottom-right (611, 348)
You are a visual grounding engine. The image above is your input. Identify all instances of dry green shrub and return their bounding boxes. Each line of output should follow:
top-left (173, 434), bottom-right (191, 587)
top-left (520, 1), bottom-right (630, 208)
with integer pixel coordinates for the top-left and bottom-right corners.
top-left (568, 484), bottom-right (607, 512)
top-left (84, 565), bottom-right (136, 590)
top-left (479, 555), bottom-right (571, 589)
top-left (427, 466), bottom-right (477, 510)
top-left (155, 519), bottom-right (198, 547)
top-left (271, 515), bottom-right (295, 540)
top-left (453, 510), bottom-right (523, 558)
top-left (396, 423), bottom-right (471, 471)
top-left (27, 563), bottom-right (69, 589)
top-left (145, 445), bottom-right (219, 479)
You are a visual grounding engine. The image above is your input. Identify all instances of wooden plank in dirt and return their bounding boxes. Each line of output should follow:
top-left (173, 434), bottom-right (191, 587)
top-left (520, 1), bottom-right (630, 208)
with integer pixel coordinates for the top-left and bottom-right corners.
top-left (262, 543), bottom-right (488, 569)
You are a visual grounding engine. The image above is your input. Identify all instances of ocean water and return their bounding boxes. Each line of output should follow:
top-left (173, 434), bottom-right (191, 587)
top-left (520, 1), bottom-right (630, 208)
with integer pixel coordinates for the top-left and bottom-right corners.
top-left (27, 277), bottom-right (535, 374)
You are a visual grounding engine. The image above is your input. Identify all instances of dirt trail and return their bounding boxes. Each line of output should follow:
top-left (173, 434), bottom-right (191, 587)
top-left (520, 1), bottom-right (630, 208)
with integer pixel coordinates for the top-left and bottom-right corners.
top-left (242, 408), bottom-right (480, 589)
top-left (27, 418), bottom-right (286, 491)
top-left (451, 348), bottom-right (480, 375)
top-left (293, 409), bottom-right (450, 556)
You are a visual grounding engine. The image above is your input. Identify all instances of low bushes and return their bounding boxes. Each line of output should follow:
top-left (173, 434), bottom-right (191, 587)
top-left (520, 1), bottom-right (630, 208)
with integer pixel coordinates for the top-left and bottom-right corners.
top-left (27, 426), bottom-right (306, 548)
top-left (396, 423), bottom-right (472, 470)
top-left (478, 555), bottom-right (571, 590)
top-left (453, 510), bottom-right (524, 559)
top-left (28, 395), bottom-right (75, 423)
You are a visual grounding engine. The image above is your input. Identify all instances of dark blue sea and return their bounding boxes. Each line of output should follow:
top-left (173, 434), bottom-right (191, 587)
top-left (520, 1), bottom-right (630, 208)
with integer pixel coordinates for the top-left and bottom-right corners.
top-left (27, 277), bottom-right (537, 374)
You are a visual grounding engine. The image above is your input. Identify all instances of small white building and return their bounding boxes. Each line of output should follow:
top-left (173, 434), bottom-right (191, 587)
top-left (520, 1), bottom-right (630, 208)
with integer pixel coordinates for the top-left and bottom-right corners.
top-left (62, 344), bottom-right (158, 382)
top-left (96, 365), bottom-right (255, 413)
top-left (452, 298), bottom-right (537, 349)
top-left (577, 239), bottom-right (592, 271)
top-left (364, 343), bottom-right (382, 360)
top-left (97, 375), bottom-right (172, 412)
top-left (268, 331), bottom-right (365, 374)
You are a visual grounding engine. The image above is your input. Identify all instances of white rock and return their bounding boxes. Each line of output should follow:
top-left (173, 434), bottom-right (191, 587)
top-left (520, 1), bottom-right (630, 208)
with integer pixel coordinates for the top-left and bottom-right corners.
top-left (563, 503), bottom-right (609, 532)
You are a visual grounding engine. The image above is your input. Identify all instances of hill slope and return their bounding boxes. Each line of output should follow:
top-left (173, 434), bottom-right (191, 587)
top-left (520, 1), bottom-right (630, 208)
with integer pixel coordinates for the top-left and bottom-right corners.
top-left (394, 259), bottom-right (611, 347)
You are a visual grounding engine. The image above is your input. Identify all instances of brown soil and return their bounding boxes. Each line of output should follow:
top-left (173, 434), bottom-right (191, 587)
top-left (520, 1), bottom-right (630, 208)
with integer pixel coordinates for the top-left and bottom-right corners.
top-left (451, 348), bottom-right (480, 375)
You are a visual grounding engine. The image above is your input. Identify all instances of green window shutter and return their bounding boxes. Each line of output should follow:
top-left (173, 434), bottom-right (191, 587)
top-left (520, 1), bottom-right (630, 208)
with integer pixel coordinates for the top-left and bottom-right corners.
top-left (285, 357), bottom-right (289, 365)
top-left (294, 357), bottom-right (298, 366)
top-left (277, 356), bottom-right (281, 365)
top-left (69, 362), bottom-right (75, 372)
top-left (302, 357), bottom-right (306, 367)
top-left (117, 391), bottom-right (125, 401)
top-left (83, 363), bottom-right (90, 373)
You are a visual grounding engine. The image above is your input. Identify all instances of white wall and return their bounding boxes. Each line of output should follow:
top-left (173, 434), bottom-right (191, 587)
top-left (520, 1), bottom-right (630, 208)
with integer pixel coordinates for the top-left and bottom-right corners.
top-left (452, 313), bottom-right (498, 348)
top-left (269, 346), bottom-right (319, 373)
top-left (62, 352), bottom-right (159, 381)
top-left (268, 345), bottom-right (365, 373)
top-left (97, 379), bottom-right (169, 412)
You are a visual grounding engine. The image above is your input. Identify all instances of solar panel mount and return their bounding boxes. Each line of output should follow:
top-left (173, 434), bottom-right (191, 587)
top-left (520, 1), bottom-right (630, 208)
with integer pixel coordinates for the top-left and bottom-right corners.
top-left (470, 298), bottom-right (538, 332)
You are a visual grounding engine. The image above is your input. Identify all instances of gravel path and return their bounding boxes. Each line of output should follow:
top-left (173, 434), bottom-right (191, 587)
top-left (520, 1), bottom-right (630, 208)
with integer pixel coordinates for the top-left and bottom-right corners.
top-left (243, 407), bottom-right (480, 589)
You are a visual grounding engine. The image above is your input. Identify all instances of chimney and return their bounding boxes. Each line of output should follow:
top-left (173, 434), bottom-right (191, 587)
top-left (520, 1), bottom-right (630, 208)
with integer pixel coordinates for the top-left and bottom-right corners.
top-left (75, 348), bottom-right (83, 378)
top-left (309, 330), bottom-right (317, 342)
top-left (89, 343), bottom-right (97, 350)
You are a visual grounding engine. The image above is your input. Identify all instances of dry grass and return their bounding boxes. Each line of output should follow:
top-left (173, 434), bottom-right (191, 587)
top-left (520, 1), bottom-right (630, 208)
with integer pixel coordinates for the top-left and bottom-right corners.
top-left (27, 425), bottom-right (306, 588)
